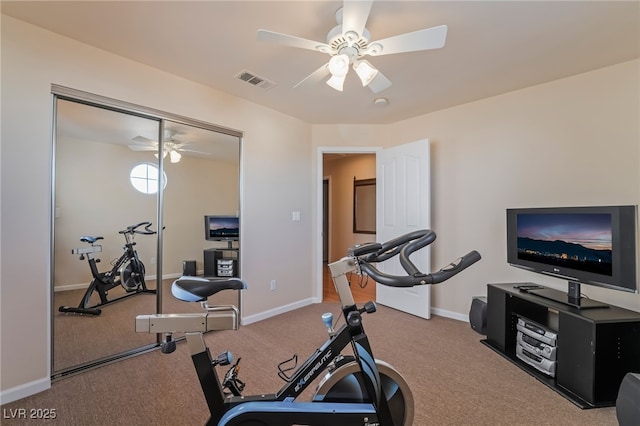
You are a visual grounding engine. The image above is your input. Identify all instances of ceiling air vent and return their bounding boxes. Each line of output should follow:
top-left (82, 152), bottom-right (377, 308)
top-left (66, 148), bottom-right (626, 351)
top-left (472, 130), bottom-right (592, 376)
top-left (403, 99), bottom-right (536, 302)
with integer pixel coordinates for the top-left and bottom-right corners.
top-left (235, 70), bottom-right (276, 90)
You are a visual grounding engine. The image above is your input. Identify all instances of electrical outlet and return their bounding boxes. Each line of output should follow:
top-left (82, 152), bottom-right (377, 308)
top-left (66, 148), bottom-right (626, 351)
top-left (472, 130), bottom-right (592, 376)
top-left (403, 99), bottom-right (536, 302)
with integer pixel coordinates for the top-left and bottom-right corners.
top-left (150, 257), bottom-right (156, 264)
top-left (270, 279), bottom-right (277, 291)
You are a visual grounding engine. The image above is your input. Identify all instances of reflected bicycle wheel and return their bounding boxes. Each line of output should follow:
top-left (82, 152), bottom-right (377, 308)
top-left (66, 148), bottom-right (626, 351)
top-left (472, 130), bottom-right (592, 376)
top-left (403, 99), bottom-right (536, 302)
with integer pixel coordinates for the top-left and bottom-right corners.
top-left (120, 259), bottom-right (145, 292)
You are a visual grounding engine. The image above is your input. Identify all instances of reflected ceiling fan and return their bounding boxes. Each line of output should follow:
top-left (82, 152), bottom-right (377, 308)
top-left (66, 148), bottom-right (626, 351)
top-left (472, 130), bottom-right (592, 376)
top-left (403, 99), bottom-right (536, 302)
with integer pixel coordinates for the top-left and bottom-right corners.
top-left (128, 130), bottom-right (207, 163)
top-left (257, 0), bottom-right (447, 93)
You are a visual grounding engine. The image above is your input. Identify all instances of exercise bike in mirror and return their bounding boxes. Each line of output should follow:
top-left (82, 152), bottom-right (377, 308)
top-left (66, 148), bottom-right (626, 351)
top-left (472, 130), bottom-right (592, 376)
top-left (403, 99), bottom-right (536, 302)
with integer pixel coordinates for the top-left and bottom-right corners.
top-left (52, 96), bottom-right (241, 376)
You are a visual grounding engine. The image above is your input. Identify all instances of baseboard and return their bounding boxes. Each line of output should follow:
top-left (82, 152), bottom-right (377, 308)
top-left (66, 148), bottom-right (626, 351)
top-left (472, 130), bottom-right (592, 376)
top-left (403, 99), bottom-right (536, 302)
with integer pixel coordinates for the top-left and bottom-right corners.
top-left (53, 273), bottom-right (182, 292)
top-left (239, 300), bottom-right (470, 326)
top-left (0, 377), bottom-right (50, 405)
top-left (160, 273), bottom-right (182, 280)
top-left (241, 297), bottom-right (315, 326)
top-left (54, 283), bottom-right (87, 292)
top-left (431, 306), bottom-right (469, 323)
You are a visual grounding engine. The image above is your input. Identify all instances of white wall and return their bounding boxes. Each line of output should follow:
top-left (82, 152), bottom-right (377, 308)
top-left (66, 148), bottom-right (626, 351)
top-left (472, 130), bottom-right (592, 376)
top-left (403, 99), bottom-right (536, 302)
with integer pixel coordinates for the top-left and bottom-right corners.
top-left (312, 60), bottom-right (640, 316)
top-left (1, 16), bottom-right (313, 400)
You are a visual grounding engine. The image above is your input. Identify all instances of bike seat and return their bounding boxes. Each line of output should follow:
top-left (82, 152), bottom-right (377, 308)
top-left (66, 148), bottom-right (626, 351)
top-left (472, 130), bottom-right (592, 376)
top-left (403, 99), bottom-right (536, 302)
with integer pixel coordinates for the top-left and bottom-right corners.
top-left (80, 236), bottom-right (103, 244)
top-left (172, 277), bottom-right (247, 302)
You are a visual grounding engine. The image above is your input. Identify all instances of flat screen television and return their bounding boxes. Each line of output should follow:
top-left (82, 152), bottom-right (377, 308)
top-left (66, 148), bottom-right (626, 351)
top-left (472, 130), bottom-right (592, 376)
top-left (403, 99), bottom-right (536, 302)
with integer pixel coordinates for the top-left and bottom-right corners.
top-left (506, 205), bottom-right (637, 309)
top-left (205, 215), bottom-right (239, 243)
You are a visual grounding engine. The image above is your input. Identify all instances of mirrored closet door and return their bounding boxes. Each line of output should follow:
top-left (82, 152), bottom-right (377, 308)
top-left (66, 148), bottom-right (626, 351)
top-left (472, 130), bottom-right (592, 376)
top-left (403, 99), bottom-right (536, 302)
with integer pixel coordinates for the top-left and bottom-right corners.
top-left (52, 90), bottom-right (242, 377)
top-left (53, 99), bottom-right (160, 373)
top-left (159, 120), bottom-right (241, 319)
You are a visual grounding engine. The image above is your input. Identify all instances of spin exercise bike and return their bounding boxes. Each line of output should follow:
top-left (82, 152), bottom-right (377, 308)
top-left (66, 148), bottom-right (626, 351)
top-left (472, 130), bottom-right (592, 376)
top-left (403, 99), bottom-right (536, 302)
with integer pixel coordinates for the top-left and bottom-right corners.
top-left (136, 229), bottom-right (481, 425)
top-left (59, 221), bottom-right (158, 316)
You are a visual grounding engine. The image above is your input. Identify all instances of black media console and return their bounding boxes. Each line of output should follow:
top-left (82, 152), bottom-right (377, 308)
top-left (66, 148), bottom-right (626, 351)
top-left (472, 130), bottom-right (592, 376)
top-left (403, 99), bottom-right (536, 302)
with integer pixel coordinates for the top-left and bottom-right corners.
top-left (483, 283), bottom-right (640, 408)
top-left (204, 248), bottom-right (239, 277)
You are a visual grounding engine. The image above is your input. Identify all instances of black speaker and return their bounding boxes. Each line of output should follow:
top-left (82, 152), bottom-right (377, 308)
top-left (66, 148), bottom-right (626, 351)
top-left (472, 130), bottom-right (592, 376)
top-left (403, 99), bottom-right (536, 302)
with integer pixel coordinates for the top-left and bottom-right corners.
top-left (617, 373), bottom-right (640, 426)
top-left (469, 296), bottom-right (487, 335)
top-left (182, 260), bottom-right (196, 276)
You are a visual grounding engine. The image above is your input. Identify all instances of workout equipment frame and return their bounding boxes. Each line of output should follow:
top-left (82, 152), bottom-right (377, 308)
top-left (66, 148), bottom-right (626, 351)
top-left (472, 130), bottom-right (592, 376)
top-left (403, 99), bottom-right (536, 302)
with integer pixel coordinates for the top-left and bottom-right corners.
top-left (137, 229), bottom-right (481, 425)
top-left (59, 221), bottom-right (157, 316)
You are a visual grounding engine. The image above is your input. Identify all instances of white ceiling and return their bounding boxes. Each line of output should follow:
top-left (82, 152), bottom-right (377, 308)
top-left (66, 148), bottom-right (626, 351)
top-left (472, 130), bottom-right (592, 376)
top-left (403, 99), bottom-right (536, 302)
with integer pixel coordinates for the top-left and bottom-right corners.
top-left (3, 1), bottom-right (639, 124)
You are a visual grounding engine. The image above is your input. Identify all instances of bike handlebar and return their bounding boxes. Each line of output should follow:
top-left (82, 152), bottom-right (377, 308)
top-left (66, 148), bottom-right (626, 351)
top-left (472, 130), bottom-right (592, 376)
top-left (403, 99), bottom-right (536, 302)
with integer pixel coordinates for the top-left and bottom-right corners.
top-left (120, 221), bottom-right (157, 235)
top-left (351, 230), bottom-right (481, 287)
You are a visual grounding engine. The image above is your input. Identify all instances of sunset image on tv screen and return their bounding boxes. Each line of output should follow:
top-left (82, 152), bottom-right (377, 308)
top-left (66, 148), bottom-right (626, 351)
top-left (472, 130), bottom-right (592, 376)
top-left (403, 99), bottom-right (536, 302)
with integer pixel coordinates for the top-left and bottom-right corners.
top-left (516, 213), bottom-right (612, 276)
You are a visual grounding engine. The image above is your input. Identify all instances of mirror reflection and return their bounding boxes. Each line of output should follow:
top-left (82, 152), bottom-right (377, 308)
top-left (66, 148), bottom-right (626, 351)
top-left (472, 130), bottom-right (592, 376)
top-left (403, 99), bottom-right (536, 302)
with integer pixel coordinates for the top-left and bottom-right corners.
top-left (353, 178), bottom-right (376, 234)
top-left (159, 121), bottom-right (241, 320)
top-left (53, 99), bottom-right (241, 374)
top-left (53, 99), bottom-right (160, 372)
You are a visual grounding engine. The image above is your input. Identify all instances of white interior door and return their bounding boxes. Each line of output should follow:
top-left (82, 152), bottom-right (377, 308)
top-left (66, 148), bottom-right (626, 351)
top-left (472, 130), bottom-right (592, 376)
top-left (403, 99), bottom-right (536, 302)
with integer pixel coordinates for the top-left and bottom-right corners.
top-left (376, 139), bottom-right (431, 319)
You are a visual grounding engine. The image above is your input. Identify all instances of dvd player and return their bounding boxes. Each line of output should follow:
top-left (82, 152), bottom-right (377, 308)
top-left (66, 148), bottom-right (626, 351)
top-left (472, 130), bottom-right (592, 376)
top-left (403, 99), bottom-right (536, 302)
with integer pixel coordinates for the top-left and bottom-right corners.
top-left (516, 317), bottom-right (557, 346)
top-left (516, 345), bottom-right (556, 377)
top-left (517, 331), bottom-right (557, 361)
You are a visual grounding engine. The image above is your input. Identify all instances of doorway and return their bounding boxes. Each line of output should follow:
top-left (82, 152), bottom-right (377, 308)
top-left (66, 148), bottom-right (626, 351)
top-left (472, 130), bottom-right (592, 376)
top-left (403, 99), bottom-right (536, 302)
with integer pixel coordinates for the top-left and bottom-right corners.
top-left (318, 148), bottom-right (378, 303)
top-left (317, 140), bottom-right (431, 315)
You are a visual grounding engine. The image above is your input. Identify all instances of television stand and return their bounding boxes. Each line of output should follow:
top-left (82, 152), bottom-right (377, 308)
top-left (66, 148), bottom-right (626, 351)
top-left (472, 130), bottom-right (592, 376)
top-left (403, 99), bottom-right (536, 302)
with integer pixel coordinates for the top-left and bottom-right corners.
top-left (526, 286), bottom-right (609, 310)
top-left (204, 247), bottom-right (239, 278)
top-left (484, 283), bottom-right (640, 408)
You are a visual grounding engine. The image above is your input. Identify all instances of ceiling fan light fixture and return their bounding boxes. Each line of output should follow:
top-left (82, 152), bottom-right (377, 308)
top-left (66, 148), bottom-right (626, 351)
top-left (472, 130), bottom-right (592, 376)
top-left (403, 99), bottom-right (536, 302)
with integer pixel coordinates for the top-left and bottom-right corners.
top-left (257, 2), bottom-right (449, 94)
top-left (169, 149), bottom-right (182, 163)
top-left (326, 74), bottom-right (346, 91)
top-left (328, 54), bottom-right (350, 77)
top-left (354, 60), bottom-right (378, 87)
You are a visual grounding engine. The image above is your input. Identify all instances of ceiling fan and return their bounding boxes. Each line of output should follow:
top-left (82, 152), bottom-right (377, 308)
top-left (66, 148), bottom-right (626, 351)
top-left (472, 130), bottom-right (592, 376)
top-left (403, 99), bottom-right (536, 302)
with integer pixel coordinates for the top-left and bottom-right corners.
top-left (257, 0), bottom-right (447, 93)
top-left (128, 130), bottom-right (207, 163)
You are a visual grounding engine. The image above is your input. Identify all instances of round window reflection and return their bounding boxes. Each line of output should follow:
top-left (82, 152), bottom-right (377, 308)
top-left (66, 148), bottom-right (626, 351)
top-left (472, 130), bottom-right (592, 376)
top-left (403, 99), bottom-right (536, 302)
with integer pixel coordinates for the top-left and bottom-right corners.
top-left (130, 163), bottom-right (166, 194)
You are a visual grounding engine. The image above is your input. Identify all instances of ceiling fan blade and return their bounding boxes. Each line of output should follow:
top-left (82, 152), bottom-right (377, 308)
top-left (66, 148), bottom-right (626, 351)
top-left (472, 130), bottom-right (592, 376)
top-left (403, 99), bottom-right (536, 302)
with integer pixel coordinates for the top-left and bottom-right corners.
top-left (128, 145), bottom-right (157, 152)
top-left (131, 135), bottom-right (156, 144)
top-left (293, 63), bottom-right (331, 89)
top-left (367, 69), bottom-right (392, 94)
top-left (257, 29), bottom-right (330, 52)
top-left (367, 25), bottom-right (448, 56)
top-left (342, 0), bottom-right (373, 38)
top-left (171, 141), bottom-right (191, 149)
top-left (179, 149), bottom-right (211, 155)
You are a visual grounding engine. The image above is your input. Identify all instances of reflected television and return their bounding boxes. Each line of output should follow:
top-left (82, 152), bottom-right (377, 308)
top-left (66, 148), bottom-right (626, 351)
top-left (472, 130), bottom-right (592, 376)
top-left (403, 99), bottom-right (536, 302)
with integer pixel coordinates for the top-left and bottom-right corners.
top-left (205, 215), bottom-right (239, 242)
top-left (506, 205), bottom-right (637, 307)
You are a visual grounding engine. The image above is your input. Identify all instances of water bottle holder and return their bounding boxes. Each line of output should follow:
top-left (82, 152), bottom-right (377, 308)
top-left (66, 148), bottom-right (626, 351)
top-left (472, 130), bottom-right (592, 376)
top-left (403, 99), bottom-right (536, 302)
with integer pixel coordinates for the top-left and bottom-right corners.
top-left (277, 353), bottom-right (298, 382)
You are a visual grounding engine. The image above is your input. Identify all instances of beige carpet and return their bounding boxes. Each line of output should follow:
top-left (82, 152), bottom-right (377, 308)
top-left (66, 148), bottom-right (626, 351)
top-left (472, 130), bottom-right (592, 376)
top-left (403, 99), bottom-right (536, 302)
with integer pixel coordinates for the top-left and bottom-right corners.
top-left (3, 300), bottom-right (618, 425)
top-left (52, 279), bottom-right (238, 372)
